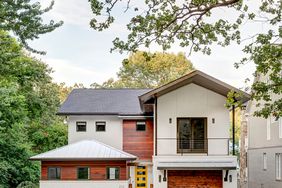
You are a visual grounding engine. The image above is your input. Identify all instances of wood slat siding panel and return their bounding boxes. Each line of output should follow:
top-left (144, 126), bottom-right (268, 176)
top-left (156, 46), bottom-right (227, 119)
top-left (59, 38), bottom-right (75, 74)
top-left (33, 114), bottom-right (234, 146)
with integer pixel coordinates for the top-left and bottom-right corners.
top-left (123, 120), bottom-right (154, 160)
top-left (168, 170), bottom-right (222, 188)
top-left (41, 161), bottom-right (127, 180)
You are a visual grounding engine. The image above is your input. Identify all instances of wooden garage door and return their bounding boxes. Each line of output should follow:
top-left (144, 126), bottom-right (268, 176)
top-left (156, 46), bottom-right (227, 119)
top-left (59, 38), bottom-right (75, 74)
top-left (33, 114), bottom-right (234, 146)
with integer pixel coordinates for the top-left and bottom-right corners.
top-left (168, 170), bottom-right (222, 188)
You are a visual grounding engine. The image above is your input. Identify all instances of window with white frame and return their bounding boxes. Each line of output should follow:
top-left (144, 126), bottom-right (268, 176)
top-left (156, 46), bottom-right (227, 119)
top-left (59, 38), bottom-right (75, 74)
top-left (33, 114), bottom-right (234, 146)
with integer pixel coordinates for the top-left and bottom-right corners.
top-left (263, 153), bottom-right (267, 170)
top-left (279, 118), bottom-right (282, 139)
top-left (275, 153), bottom-right (282, 180)
top-left (76, 121), bottom-right (87, 132)
top-left (267, 118), bottom-right (271, 140)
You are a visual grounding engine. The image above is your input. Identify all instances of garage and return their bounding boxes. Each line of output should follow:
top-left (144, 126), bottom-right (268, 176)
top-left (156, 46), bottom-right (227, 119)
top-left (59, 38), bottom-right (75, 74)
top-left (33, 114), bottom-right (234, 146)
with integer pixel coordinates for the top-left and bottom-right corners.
top-left (168, 170), bottom-right (222, 188)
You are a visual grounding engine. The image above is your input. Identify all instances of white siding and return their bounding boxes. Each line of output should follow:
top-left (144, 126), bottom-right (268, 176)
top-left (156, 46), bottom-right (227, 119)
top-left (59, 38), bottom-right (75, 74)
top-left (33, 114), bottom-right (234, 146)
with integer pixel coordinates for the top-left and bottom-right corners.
top-left (40, 180), bottom-right (129, 188)
top-left (67, 115), bottom-right (123, 150)
top-left (157, 84), bottom-right (230, 155)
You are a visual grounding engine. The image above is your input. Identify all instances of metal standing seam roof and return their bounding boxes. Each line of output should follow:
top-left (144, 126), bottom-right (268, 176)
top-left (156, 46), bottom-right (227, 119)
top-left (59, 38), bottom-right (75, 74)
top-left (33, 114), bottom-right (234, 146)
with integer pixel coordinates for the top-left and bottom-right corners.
top-left (57, 89), bottom-right (152, 115)
top-left (30, 140), bottom-right (137, 161)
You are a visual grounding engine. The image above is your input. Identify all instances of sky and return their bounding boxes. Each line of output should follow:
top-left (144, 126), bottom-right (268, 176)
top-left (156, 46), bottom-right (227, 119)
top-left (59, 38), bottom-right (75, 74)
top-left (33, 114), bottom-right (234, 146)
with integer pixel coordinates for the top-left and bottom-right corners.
top-left (29, 0), bottom-right (263, 89)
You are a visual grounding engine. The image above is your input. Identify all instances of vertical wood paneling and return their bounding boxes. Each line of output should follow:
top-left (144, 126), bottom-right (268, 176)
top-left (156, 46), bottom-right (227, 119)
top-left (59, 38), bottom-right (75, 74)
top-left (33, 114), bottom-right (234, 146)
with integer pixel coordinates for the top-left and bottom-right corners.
top-left (41, 161), bottom-right (127, 180)
top-left (123, 119), bottom-right (154, 160)
top-left (168, 170), bottom-right (222, 188)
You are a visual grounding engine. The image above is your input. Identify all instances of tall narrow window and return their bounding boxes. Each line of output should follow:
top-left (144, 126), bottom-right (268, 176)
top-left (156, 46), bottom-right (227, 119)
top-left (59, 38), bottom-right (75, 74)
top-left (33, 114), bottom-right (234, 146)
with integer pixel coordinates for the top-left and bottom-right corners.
top-left (77, 167), bottom-right (90, 180)
top-left (276, 153), bottom-right (282, 180)
top-left (279, 118), bottom-right (282, 139)
top-left (136, 121), bottom-right (146, 131)
top-left (76, 121), bottom-right (87, 132)
top-left (48, 167), bottom-right (61, 180)
top-left (106, 167), bottom-right (120, 180)
top-left (263, 153), bottom-right (267, 170)
top-left (266, 118), bottom-right (271, 140)
top-left (96, 121), bottom-right (106, 132)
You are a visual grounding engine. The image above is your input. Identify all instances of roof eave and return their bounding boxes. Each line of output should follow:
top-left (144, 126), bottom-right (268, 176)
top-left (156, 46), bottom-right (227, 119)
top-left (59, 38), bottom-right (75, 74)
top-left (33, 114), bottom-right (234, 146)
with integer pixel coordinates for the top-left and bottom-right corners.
top-left (30, 157), bottom-right (137, 161)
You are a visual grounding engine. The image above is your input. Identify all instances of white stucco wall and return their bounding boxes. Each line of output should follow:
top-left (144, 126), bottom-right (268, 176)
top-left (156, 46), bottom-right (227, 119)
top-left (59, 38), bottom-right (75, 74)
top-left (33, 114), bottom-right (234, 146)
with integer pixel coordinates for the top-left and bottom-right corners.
top-left (157, 83), bottom-right (230, 156)
top-left (40, 180), bottom-right (129, 188)
top-left (67, 115), bottom-right (123, 150)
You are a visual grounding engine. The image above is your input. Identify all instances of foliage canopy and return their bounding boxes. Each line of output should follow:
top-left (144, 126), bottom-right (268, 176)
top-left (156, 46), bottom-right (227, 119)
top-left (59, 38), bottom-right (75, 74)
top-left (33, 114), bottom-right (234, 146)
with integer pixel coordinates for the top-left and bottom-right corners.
top-left (89, 0), bottom-right (282, 118)
top-left (91, 51), bottom-right (194, 88)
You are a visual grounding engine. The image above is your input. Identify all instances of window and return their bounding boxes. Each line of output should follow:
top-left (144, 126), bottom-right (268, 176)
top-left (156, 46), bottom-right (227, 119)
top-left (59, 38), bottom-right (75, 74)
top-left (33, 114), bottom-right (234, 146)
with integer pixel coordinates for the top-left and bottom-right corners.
top-left (136, 121), bottom-right (146, 131)
top-left (48, 167), bottom-right (61, 180)
top-left (77, 167), bottom-right (90, 180)
top-left (279, 118), bottom-right (282, 139)
top-left (276, 153), bottom-right (282, 180)
top-left (96, 121), bottom-right (106, 132)
top-left (106, 167), bottom-right (120, 180)
top-left (76, 121), bottom-right (86, 132)
top-left (263, 153), bottom-right (267, 170)
top-left (177, 118), bottom-right (207, 153)
top-left (266, 118), bottom-right (271, 140)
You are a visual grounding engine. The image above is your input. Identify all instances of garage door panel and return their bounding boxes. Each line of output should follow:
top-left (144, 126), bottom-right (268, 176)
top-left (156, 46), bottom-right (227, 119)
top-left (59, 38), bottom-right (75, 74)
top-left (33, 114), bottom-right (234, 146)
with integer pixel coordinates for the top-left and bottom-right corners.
top-left (168, 170), bottom-right (222, 188)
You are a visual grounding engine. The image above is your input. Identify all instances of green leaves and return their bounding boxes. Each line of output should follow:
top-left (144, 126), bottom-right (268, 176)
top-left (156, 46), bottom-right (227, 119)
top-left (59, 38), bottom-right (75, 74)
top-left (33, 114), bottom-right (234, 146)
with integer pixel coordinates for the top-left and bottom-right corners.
top-left (91, 51), bottom-right (194, 88)
top-left (89, 0), bottom-right (281, 118)
top-left (0, 0), bottom-right (63, 54)
top-left (0, 31), bottom-right (67, 187)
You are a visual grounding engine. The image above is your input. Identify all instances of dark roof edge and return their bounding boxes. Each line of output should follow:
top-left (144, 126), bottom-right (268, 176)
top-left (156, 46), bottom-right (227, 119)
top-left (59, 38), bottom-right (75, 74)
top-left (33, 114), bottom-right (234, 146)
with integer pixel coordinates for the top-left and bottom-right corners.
top-left (56, 112), bottom-right (146, 116)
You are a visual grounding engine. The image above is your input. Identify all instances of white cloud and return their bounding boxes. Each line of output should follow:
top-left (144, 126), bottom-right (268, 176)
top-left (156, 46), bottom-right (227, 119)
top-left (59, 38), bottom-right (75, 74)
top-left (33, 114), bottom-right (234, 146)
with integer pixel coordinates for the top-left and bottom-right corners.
top-left (42, 58), bottom-right (113, 87)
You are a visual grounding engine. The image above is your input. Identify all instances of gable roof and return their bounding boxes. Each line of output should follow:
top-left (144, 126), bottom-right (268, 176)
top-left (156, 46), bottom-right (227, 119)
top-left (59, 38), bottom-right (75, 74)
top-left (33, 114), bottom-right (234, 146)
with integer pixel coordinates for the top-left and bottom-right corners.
top-left (58, 89), bottom-right (151, 115)
top-left (139, 70), bottom-right (251, 105)
top-left (30, 140), bottom-right (137, 161)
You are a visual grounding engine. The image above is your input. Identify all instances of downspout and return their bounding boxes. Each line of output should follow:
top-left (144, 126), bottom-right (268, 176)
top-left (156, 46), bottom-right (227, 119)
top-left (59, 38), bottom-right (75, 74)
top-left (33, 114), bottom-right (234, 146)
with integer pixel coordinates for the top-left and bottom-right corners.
top-left (154, 95), bottom-right (158, 156)
top-left (232, 104), bottom-right (235, 156)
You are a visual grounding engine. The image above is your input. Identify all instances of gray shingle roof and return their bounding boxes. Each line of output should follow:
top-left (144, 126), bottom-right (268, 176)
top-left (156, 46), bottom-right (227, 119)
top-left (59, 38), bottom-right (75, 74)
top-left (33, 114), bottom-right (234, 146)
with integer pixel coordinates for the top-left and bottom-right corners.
top-left (58, 89), bottom-right (151, 115)
top-left (30, 140), bottom-right (137, 161)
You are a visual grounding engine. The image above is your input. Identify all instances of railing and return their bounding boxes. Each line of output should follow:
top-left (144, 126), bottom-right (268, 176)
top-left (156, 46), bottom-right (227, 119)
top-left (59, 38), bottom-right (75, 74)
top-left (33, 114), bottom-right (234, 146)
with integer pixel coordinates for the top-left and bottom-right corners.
top-left (157, 138), bottom-right (230, 155)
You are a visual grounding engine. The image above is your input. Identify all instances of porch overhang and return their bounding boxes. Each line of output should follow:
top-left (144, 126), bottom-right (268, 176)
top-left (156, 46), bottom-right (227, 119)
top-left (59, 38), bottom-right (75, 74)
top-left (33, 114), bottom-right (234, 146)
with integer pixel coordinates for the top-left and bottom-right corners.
top-left (157, 160), bottom-right (237, 170)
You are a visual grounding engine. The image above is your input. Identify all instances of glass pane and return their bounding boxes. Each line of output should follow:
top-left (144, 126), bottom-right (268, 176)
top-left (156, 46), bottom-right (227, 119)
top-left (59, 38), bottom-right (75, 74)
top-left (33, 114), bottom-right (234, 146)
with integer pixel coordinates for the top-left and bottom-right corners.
top-left (77, 167), bottom-right (89, 179)
top-left (192, 119), bottom-right (205, 150)
top-left (48, 167), bottom-right (60, 180)
top-left (178, 119), bottom-right (191, 150)
top-left (96, 125), bottom-right (105, 131)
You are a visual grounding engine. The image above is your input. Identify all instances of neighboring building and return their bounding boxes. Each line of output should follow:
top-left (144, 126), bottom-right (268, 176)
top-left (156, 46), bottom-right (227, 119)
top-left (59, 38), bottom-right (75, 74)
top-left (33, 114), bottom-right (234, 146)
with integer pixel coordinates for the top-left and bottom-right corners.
top-left (31, 70), bottom-right (250, 188)
top-left (246, 73), bottom-right (282, 188)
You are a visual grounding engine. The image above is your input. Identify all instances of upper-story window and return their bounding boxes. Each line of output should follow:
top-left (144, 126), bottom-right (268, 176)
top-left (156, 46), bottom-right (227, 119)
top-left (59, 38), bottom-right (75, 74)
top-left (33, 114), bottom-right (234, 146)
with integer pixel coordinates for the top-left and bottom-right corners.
top-left (177, 118), bottom-right (207, 153)
top-left (76, 121), bottom-right (87, 132)
top-left (48, 167), bottom-right (61, 180)
top-left (279, 118), bottom-right (282, 139)
top-left (96, 121), bottom-right (106, 132)
top-left (266, 118), bottom-right (271, 140)
top-left (136, 121), bottom-right (146, 131)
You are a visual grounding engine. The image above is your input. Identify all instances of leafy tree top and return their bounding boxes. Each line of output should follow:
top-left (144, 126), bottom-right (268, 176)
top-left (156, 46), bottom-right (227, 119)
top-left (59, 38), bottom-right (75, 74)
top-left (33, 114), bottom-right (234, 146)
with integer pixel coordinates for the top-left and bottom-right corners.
top-left (0, 0), bottom-right (63, 54)
top-left (89, 0), bottom-right (282, 118)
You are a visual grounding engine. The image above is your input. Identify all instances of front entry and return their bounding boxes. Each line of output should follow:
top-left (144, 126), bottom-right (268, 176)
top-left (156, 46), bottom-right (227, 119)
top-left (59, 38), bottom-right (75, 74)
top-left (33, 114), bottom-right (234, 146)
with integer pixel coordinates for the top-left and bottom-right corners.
top-left (135, 166), bottom-right (147, 188)
top-left (168, 170), bottom-right (222, 188)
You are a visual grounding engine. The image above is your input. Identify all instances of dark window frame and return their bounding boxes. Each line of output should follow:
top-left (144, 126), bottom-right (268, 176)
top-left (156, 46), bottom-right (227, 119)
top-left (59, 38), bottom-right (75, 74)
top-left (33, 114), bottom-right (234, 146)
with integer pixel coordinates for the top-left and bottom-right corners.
top-left (76, 121), bottom-right (87, 132)
top-left (136, 121), bottom-right (146, 131)
top-left (176, 117), bottom-right (207, 153)
top-left (96, 121), bottom-right (106, 132)
top-left (77, 166), bottom-right (90, 180)
top-left (47, 167), bottom-right (61, 180)
top-left (106, 167), bottom-right (120, 180)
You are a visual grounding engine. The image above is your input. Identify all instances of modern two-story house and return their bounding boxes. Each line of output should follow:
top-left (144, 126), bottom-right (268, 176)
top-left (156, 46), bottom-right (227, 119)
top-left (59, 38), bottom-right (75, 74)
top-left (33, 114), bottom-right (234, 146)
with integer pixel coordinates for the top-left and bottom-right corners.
top-left (245, 73), bottom-right (282, 188)
top-left (31, 70), bottom-right (250, 188)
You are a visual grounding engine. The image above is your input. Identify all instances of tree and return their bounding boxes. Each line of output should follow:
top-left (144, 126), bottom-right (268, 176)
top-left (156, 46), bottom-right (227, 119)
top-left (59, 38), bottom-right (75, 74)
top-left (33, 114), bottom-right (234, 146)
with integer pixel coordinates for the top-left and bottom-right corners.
top-left (89, 0), bottom-right (281, 118)
top-left (0, 30), bottom-right (67, 187)
top-left (91, 51), bottom-right (194, 88)
top-left (0, 0), bottom-right (63, 54)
